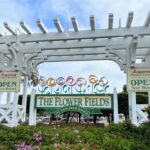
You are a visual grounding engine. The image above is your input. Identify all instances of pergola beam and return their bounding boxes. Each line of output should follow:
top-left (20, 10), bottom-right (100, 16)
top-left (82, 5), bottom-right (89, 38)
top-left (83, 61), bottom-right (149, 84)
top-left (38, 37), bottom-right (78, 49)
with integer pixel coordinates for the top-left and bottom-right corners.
top-left (36, 58), bottom-right (124, 72)
top-left (33, 54), bottom-right (107, 62)
top-left (1, 26), bottom-right (150, 44)
top-left (1, 36), bottom-right (150, 53)
top-left (53, 18), bottom-right (63, 32)
top-left (4, 22), bottom-right (16, 35)
top-left (108, 13), bottom-right (113, 29)
top-left (126, 12), bottom-right (133, 28)
top-left (71, 17), bottom-right (78, 32)
top-left (36, 19), bottom-right (48, 33)
top-left (2, 36), bottom-right (150, 52)
top-left (31, 48), bottom-right (107, 57)
top-left (6, 38), bottom-right (131, 51)
top-left (32, 54), bottom-right (124, 71)
top-left (90, 15), bottom-right (95, 30)
top-left (20, 21), bottom-right (32, 34)
top-left (144, 11), bottom-right (150, 27)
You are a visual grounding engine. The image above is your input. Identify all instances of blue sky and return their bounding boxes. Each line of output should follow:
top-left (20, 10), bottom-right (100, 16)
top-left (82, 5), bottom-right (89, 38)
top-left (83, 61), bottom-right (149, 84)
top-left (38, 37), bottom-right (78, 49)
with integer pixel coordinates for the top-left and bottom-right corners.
top-left (0, 0), bottom-right (150, 93)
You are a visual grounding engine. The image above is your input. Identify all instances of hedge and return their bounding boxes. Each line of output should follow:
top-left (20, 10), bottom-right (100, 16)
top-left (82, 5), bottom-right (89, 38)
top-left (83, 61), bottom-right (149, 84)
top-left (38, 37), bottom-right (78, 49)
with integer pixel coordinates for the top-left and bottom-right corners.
top-left (0, 122), bottom-right (150, 150)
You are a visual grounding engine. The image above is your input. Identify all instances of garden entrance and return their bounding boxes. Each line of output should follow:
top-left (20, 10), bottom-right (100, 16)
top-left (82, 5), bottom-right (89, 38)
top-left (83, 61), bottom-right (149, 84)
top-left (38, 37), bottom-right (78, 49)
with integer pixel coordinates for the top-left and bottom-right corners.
top-left (0, 12), bottom-right (150, 127)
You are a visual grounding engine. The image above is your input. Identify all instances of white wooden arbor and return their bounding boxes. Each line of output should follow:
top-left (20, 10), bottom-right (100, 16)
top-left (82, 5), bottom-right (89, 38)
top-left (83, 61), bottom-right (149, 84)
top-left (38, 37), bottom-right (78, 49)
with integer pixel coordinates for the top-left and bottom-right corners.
top-left (0, 11), bottom-right (150, 126)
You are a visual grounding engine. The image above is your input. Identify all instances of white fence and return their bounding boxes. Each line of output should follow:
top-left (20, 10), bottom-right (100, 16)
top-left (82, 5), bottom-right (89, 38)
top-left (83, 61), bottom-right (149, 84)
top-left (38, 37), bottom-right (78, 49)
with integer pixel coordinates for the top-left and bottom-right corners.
top-left (0, 104), bottom-right (25, 127)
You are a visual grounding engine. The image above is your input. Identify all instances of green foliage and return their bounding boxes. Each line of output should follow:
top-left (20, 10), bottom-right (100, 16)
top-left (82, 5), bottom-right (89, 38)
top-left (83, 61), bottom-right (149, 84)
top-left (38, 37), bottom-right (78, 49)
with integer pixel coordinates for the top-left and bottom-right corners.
top-left (118, 92), bottom-right (129, 117)
top-left (145, 105), bottom-right (150, 118)
top-left (118, 92), bottom-right (148, 118)
top-left (0, 122), bottom-right (150, 150)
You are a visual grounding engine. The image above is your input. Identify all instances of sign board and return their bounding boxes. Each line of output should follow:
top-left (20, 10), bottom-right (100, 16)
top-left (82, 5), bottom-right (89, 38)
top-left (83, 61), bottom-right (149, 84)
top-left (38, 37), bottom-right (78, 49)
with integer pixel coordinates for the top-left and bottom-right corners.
top-left (127, 68), bottom-right (150, 91)
top-left (35, 94), bottom-right (113, 115)
top-left (0, 72), bottom-right (20, 92)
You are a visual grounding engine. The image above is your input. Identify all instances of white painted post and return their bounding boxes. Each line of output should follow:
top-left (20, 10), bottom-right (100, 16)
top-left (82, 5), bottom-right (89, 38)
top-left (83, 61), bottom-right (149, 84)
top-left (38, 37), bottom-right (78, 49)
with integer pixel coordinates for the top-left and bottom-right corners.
top-left (148, 92), bottom-right (150, 105)
top-left (33, 108), bottom-right (37, 125)
top-left (0, 92), bottom-right (2, 104)
top-left (29, 88), bottom-right (36, 125)
top-left (128, 91), bottom-right (137, 125)
top-left (11, 92), bottom-right (19, 127)
top-left (22, 76), bottom-right (28, 122)
top-left (128, 92), bottom-right (132, 120)
top-left (6, 92), bottom-right (11, 105)
top-left (113, 88), bottom-right (119, 123)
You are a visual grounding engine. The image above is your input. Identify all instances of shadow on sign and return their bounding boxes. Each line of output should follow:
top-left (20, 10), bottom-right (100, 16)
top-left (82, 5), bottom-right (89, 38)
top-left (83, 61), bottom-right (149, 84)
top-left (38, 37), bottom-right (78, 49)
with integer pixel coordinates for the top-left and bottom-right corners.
top-left (54, 106), bottom-right (90, 116)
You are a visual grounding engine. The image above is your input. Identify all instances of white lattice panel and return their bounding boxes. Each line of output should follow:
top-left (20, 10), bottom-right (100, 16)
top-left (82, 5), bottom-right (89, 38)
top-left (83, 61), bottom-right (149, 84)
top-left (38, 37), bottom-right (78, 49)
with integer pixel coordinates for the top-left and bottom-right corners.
top-left (0, 104), bottom-right (25, 127)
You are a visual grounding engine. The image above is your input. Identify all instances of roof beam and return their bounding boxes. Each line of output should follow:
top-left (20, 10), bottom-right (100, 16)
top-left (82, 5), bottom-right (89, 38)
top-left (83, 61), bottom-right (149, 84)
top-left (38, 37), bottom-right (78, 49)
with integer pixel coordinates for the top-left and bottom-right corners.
top-left (90, 15), bottom-right (95, 30)
top-left (33, 54), bottom-right (106, 62)
top-left (144, 11), bottom-right (150, 27)
top-left (32, 55), bottom-right (121, 66)
top-left (32, 55), bottom-right (124, 71)
top-left (1, 26), bottom-right (150, 44)
top-left (20, 21), bottom-right (32, 34)
top-left (126, 12), bottom-right (133, 28)
top-left (71, 17), bottom-right (78, 32)
top-left (34, 48), bottom-right (106, 56)
top-left (4, 22), bottom-right (16, 35)
top-left (36, 19), bottom-right (48, 34)
top-left (0, 38), bottom-right (130, 51)
top-left (53, 18), bottom-right (63, 32)
top-left (108, 13), bottom-right (113, 29)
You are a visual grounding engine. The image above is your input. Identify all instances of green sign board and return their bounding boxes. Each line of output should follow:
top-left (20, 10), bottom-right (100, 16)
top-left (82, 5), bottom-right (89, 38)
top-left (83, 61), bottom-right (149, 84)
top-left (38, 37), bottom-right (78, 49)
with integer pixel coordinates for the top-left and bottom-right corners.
top-left (35, 94), bottom-right (113, 115)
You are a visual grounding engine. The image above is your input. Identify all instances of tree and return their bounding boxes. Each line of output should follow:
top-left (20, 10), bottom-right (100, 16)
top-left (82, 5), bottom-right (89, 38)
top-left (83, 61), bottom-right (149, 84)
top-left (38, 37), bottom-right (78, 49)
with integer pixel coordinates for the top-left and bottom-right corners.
top-left (122, 84), bottom-right (127, 93)
top-left (145, 105), bottom-right (150, 120)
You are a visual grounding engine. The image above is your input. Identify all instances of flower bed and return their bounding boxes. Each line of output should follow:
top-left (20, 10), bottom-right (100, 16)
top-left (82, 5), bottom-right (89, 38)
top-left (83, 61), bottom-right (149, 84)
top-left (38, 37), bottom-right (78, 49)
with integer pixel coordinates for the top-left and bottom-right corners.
top-left (0, 122), bottom-right (150, 150)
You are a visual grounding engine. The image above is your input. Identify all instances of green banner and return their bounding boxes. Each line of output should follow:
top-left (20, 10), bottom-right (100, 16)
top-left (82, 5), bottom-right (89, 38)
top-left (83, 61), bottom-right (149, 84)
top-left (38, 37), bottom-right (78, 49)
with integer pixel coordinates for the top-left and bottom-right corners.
top-left (35, 94), bottom-right (113, 115)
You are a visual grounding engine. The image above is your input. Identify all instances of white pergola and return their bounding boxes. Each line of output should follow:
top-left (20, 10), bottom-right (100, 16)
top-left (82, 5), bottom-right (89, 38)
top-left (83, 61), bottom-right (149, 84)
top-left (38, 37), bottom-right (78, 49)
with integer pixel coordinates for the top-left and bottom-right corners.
top-left (0, 12), bottom-right (150, 126)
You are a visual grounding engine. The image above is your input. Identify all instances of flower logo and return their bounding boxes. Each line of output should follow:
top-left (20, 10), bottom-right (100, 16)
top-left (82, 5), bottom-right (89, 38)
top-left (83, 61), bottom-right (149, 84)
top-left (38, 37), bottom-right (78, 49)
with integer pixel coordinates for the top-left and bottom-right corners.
top-left (47, 77), bottom-right (56, 87)
top-left (56, 77), bottom-right (65, 86)
top-left (66, 76), bottom-right (76, 86)
top-left (89, 75), bottom-right (98, 84)
top-left (76, 77), bottom-right (86, 87)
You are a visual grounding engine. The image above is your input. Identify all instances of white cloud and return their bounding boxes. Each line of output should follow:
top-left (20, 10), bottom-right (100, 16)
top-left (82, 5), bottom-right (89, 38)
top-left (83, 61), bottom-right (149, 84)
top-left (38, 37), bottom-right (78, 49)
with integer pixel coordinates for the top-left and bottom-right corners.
top-left (35, 0), bottom-right (150, 28)
top-left (0, 0), bottom-right (149, 31)
top-left (38, 61), bottom-right (126, 92)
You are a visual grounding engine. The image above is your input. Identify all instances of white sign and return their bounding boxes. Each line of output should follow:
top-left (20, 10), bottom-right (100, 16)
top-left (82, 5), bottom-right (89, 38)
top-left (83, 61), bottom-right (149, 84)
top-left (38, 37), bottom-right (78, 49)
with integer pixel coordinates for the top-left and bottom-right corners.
top-left (127, 68), bottom-right (150, 91)
top-left (36, 95), bottom-right (112, 109)
top-left (0, 72), bottom-right (20, 92)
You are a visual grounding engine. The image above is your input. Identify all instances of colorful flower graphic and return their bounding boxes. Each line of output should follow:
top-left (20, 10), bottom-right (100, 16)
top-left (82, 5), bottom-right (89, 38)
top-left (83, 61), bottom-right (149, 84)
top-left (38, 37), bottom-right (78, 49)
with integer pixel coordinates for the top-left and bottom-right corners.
top-left (39, 76), bottom-right (47, 87)
top-left (47, 77), bottom-right (56, 87)
top-left (66, 76), bottom-right (76, 86)
top-left (99, 77), bottom-right (108, 87)
top-left (56, 77), bottom-right (65, 86)
top-left (89, 75), bottom-right (98, 84)
top-left (76, 77), bottom-right (86, 87)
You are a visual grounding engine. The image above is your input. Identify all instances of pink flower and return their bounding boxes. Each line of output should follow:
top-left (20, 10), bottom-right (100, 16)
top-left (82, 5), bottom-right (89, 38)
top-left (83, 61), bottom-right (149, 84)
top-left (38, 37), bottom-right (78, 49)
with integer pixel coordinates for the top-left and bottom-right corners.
top-left (54, 143), bottom-right (60, 148)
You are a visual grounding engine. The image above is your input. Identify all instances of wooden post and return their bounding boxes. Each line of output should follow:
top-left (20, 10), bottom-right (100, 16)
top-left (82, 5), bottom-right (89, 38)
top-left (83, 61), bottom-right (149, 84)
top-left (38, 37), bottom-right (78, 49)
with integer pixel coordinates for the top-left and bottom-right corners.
top-left (0, 92), bottom-right (2, 104)
top-left (128, 91), bottom-right (137, 125)
top-left (29, 88), bottom-right (36, 125)
top-left (6, 92), bottom-right (11, 105)
top-left (113, 88), bottom-right (119, 123)
top-left (22, 76), bottom-right (28, 122)
top-left (11, 92), bottom-right (19, 127)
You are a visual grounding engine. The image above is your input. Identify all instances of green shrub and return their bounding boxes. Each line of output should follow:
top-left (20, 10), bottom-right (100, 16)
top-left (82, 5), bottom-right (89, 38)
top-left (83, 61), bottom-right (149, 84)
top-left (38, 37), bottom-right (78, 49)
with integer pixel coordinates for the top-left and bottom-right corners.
top-left (0, 122), bottom-right (150, 150)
